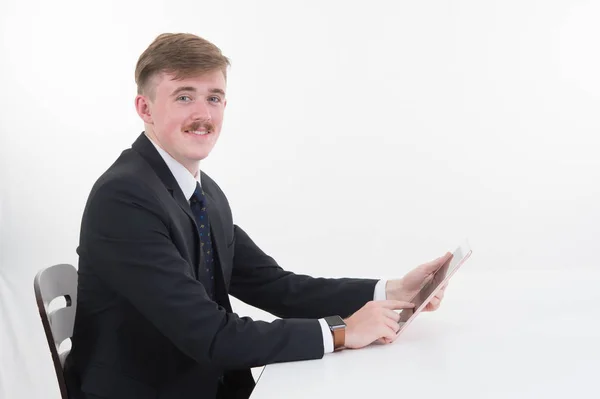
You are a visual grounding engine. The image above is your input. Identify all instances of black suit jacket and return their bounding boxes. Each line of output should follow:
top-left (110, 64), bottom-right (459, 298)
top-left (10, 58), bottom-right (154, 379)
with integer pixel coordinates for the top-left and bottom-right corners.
top-left (64, 133), bottom-right (378, 399)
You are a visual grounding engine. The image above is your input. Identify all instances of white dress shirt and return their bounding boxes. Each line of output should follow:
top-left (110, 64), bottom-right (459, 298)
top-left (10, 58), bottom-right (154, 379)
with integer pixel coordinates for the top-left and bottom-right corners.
top-left (147, 135), bottom-right (388, 354)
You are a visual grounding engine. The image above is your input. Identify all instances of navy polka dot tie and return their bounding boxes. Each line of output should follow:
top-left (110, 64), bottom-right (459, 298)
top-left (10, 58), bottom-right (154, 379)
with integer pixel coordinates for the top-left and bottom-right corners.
top-left (190, 182), bottom-right (216, 299)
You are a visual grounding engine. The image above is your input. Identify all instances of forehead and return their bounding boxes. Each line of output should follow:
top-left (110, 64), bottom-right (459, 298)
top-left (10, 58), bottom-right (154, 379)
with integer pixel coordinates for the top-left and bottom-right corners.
top-left (153, 70), bottom-right (226, 94)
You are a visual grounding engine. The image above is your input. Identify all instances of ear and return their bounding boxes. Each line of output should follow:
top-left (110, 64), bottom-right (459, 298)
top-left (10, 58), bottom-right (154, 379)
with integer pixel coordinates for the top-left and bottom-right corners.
top-left (135, 95), bottom-right (154, 124)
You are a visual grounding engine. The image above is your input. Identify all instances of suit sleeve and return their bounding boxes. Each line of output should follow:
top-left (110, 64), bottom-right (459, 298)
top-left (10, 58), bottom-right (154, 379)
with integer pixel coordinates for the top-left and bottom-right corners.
top-left (229, 225), bottom-right (379, 319)
top-left (79, 177), bottom-right (324, 370)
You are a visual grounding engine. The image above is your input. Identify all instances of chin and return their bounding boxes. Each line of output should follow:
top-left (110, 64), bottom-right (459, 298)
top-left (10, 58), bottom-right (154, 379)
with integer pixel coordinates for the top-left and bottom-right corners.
top-left (189, 149), bottom-right (213, 161)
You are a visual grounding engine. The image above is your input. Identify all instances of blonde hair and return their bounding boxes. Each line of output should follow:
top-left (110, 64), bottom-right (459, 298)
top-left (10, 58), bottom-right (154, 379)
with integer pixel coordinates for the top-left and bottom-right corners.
top-left (135, 33), bottom-right (230, 98)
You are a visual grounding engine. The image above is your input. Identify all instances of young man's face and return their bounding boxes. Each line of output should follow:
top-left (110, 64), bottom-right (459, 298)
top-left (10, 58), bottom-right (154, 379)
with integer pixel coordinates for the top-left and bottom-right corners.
top-left (136, 69), bottom-right (227, 175)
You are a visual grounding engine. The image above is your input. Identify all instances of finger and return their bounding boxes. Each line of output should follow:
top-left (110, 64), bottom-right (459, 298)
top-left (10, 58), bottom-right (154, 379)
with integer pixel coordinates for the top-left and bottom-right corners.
top-left (436, 288), bottom-right (445, 301)
top-left (438, 283), bottom-right (448, 296)
top-left (384, 317), bottom-right (401, 334)
top-left (383, 324), bottom-right (398, 341)
top-left (383, 308), bottom-right (401, 322)
top-left (426, 297), bottom-right (441, 311)
top-left (379, 300), bottom-right (415, 310)
top-left (432, 288), bottom-right (445, 303)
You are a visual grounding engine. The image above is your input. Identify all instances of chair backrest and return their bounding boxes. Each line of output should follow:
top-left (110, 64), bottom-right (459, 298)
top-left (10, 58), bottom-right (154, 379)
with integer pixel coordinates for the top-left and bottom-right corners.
top-left (34, 263), bottom-right (78, 399)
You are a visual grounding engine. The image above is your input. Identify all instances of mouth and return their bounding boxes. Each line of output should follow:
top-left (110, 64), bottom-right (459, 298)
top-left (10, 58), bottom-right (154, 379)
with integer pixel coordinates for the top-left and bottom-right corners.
top-left (184, 129), bottom-right (211, 136)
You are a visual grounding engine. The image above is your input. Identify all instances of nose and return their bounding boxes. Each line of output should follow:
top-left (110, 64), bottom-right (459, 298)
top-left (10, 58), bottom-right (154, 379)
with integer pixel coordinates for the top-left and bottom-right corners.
top-left (192, 101), bottom-right (212, 121)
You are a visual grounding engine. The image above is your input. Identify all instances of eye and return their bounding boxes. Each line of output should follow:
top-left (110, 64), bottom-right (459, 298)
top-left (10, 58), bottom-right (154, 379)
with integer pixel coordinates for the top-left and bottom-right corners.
top-left (208, 96), bottom-right (221, 103)
top-left (177, 95), bottom-right (192, 102)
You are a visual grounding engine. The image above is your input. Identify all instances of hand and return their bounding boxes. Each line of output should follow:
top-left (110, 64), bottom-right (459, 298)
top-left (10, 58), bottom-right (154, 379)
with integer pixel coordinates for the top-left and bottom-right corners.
top-left (386, 252), bottom-right (453, 312)
top-left (344, 300), bottom-right (414, 349)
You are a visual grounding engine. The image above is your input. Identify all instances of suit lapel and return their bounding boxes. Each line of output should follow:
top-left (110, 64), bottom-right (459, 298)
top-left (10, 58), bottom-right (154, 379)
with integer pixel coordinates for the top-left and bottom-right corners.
top-left (169, 187), bottom-right (197, 228)
top-left (131, 133), bottom-right (201, 279)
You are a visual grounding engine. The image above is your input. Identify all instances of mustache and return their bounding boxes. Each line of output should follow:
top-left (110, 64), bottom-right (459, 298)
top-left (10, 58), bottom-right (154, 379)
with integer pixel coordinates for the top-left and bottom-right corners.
top-left (183, 120), bottom-right (215, 132)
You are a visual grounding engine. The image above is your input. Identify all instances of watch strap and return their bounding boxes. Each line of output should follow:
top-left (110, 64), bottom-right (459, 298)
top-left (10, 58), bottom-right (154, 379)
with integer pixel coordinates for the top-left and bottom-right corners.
top-left (324, 315), bottom-right (346, 351)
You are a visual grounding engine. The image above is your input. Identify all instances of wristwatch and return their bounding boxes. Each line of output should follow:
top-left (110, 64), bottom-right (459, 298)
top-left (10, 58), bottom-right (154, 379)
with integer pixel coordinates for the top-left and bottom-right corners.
top-left (324, 315), bottom-right (346, 351)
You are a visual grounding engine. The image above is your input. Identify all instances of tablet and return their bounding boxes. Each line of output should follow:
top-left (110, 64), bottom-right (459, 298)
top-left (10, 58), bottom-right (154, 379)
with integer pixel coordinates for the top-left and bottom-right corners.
top-left (397, 239), bottom-right (473, 336)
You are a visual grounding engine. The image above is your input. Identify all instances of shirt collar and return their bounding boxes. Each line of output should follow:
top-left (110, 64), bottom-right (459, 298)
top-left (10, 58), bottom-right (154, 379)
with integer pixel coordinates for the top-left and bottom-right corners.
top-left (146, 133), bottom-right (200, 201)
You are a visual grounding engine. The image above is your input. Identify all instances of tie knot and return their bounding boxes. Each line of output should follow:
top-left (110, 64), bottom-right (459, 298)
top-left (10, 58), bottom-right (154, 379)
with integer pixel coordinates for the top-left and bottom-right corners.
top-left (191, 183), bottom-right (206, 206)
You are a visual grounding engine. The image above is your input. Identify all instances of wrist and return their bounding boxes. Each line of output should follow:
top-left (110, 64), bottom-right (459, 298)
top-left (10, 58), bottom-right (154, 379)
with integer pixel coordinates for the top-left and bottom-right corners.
top-left (386, 278), bottom-right (404, 300)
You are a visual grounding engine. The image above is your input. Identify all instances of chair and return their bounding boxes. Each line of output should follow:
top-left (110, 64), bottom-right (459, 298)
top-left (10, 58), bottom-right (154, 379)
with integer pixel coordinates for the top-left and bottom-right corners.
top-left (34, 263), bottom-right (78, 399)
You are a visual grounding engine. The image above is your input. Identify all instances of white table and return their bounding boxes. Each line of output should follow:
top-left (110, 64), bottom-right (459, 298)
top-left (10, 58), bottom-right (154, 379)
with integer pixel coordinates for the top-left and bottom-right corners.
top-left (250, 270), bottom-right (600, 398)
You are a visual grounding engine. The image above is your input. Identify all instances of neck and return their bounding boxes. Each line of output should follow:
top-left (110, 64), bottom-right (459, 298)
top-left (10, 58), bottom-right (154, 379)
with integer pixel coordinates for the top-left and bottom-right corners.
top-left (144, 129), bottom-right (200, 178)
top-left (189, 166), bottom-right (200, 179)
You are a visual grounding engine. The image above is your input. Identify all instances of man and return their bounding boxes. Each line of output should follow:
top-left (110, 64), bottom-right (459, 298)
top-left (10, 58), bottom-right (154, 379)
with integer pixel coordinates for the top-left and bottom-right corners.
top-left (64, 33), bottom-right (451, 399)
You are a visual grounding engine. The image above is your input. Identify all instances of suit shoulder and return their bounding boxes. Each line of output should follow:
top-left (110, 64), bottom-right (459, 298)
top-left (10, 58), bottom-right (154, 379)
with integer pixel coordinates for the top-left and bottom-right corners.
top-left (201, 172), bottom-right (228, 200)
top-left (87, 148), bottom-right (160, 201)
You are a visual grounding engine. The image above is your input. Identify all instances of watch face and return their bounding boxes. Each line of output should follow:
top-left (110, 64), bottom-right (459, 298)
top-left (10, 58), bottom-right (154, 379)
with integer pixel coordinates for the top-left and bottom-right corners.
top-left (325, 315), bottom-right (345, 328)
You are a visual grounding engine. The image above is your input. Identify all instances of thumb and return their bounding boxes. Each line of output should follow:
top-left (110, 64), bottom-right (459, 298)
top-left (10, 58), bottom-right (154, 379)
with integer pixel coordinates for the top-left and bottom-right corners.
top-left (422, 252), bottom-right (452, 273)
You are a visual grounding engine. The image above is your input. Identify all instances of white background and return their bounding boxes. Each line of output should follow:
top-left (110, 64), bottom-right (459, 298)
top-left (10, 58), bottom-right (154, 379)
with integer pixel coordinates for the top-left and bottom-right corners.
top-left (1, 1), bottom-right (599, 398)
